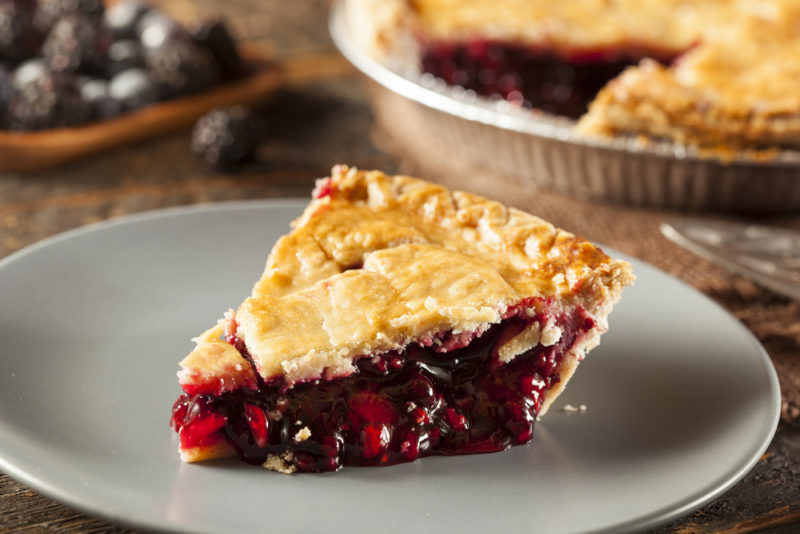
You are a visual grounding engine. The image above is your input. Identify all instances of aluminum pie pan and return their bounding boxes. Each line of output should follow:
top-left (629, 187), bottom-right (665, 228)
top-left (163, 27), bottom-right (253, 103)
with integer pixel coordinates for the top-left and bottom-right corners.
top-left (329, 0), bottom-right (800, 213)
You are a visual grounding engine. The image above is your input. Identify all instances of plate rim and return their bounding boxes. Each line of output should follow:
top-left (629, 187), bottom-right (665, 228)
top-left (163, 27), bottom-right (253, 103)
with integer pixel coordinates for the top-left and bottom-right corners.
top-left (577, 254), bottom-right (782, 533)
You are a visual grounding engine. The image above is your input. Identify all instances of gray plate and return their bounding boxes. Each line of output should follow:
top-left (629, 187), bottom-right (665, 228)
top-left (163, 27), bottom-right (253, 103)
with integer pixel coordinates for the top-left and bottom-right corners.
top-left (0, 201), bottom-right (781, 534)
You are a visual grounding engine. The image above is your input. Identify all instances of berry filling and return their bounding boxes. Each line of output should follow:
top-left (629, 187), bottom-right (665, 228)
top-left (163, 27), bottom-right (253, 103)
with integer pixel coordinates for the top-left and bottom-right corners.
top-left (171, 303), bottom-right (595, 472)
top-left (421, 39), bottom-right (678, 118)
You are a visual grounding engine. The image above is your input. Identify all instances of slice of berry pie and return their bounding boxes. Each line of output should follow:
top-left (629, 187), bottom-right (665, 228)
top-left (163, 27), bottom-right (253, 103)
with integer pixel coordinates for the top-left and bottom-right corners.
top-left (347, 0), bottom-right (800, 149)
top-left (576, 12), bottom-right (800, 148)
top-left (170, 165), bottom-right (634, 473)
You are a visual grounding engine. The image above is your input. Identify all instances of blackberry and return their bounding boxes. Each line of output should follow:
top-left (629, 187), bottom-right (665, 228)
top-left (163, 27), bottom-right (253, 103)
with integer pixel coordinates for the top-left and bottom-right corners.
top-left (189, 18), bottom-right (244, 80)
top-left (10, 0), bottom-right (34, 9)
top-left (6, 69), bottom-right (92, 130)
top-left (103, 0), bottom-right (149, 40)
top-left (137, 9), bottom-right (185, 49)
top-left (79, 77), bottom-right (121, 119)
top-left (191, 106), bottom-right (263, 170)
top-left (0, 0), bottom-right (42, 64)
top-left (106, 39), bottom-right (143, 76)
top-left (12, 57), bottom-right (46, 87)
top-left (144, 36), bottom-right (218, 99)
top-left (0, 64), bottom-right (14, 127)
top-left (35, 0), bottom-right (104, 34)
top-left (48, 75), bottom-right (93, 126)
top-left (42, 13), bottom-right (110, 75)
top-left (108, 67), bottom-right (156, 111)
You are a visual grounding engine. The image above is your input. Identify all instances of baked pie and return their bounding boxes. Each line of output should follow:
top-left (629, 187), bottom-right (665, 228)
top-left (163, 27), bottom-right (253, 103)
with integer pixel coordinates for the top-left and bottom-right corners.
top-left (170, 165), bottom-right (633, 473)
top-left (347, 0), bottom-right (800, 149)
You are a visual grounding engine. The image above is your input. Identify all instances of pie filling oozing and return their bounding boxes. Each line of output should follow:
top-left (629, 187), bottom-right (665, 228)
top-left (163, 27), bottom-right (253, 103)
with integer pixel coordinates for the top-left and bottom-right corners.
top-left (420, 39), bottom-right (678, 118)
top-left (171, 300), bottom-right (593, 473)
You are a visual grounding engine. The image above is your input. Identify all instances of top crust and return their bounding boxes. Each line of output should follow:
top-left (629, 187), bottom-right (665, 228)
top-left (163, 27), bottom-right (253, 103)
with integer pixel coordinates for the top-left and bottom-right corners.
top-left (181, 166), bottom-right (633, 387)
top-left (348, 0), bottom-right (729, 61)
top-left (577, 9), bottom-right (800, 147)
top-left (349, 0), bottom-right (800, 148)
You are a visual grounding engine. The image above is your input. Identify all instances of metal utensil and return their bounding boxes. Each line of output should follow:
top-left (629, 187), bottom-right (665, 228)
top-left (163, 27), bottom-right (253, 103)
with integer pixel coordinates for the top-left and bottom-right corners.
top-left (661, 218), bottom-right (800, 300)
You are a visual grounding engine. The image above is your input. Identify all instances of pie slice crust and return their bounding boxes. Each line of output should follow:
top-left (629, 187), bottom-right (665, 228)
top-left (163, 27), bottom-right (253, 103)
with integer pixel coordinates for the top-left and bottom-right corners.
top-left (576, 11), bottom-right (800, 148)
top-left (348, 0), bottom-right (800, 150)
top-left (170, 165), bottom-right (634, 472)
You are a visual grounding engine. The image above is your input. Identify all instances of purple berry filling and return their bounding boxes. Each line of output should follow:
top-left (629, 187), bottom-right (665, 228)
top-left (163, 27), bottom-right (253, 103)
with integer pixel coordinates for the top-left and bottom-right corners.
top-left (421, 38), bottom-right (678, 118)
top-left (171, 303), bottom-right (594, 472)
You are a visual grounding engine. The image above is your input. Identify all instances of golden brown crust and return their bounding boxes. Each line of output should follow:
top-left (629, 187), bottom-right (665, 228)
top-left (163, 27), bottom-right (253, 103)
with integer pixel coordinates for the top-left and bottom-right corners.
top-left (178, 316), bottom-right (258, 395)
top-left (179, 440), bottom-right (237, 463)
top-left (350, 0), bottom-right (720, 57)
top-left (578, 9), bottom-right (800, 148)
top-left (349, 0), bottom-right (800, 149)
top-left (407, 0), bottom-right (718, 52)
top-left (178, 166), bottom-right (632, 389)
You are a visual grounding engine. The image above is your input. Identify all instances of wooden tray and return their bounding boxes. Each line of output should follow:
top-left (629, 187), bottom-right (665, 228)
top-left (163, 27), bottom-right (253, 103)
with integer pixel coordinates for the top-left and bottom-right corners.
top-left (0, 46), bottom-right (282, 173)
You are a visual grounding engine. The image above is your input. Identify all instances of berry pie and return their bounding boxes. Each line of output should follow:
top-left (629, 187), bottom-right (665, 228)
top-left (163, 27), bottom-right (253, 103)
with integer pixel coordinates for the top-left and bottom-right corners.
top-left (347, 0), bottom-right (800, 149)
top-left (170, 165), bottom-right (634, 473)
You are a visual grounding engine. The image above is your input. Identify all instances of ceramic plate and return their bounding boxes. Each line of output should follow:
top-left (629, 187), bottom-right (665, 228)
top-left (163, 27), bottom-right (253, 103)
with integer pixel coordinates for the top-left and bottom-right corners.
top-left (0, 201), bottom-right (781, 534)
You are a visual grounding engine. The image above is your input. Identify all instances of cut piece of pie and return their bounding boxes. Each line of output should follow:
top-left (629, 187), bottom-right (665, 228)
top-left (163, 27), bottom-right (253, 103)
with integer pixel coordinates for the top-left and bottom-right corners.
top-left (576, 11), bottom-right (800, 148)
top-left (170, 165), bottom-right (634, 473)
top-left (347, 0), bottom-right (800, 149)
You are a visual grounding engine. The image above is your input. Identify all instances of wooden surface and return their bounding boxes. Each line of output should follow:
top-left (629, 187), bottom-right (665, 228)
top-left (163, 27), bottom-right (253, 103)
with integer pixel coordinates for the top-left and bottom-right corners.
top-left (0, 46), bottom-right (282, 173)
top-left (1, 1), bottom-right (799, 532)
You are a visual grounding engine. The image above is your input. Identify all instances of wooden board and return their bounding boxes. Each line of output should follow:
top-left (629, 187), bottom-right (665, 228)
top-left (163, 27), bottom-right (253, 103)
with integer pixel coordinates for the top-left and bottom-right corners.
top-left (0, 46), bottom-right (282, 173)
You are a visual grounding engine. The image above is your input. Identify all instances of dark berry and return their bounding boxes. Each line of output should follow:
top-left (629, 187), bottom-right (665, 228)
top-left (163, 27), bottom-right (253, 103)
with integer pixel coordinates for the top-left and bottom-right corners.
top-left (191, 106), bottom-right (263, 170)
top-left (12, 57), bottom-right (46, 87)
top-left (103, 0), bottom-right (149, 40)
top-left (106, 39), bottom-right (143, 76)
top-left (0, 64), bottom-right (14, 127)
top-left (444, 407), bottom-right (468, 431)
top-left (0, 0), bottom-right (42, 64)
top-left (144, 36), bottom-right (218, 99)
top-left (244, 403), bottom-right (268, 448)
top-left (34, 0), bottom-right (104, 34)
top-left (177, 400), bottom-right (226, 450)
top-left (42, 14), bottom-right (110, 75)
top-left (7, 70), bottom-right (92, 130)
top-left (360, 423), bottom-right (390, 459)
top-left (108, 67), bottom-right (156, 111)
top-left (79, 78), bottom-right (121, 119)
top-left (10, 0), bottom-right (34, 9)
top-left (189, 18), bottom-right (244, 80)
top-left (136, 9), bottom-right (185, 49)
top-left (350, 392), bottom-right (398, 425)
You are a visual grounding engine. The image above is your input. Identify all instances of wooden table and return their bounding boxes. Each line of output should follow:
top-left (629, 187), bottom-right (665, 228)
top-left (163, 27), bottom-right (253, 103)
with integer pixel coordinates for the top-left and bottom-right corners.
top-left (1, 1), bottom-right (799, 532)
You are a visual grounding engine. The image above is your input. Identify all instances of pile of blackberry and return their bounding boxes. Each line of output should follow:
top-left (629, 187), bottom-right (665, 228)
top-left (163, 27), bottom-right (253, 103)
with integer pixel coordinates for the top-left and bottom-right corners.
top-left (0, 0), bottom-right (244, 131)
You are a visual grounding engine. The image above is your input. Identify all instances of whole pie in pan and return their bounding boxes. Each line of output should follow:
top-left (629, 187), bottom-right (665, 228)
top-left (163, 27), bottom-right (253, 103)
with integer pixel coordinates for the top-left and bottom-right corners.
top-left (170, 165), bottom-right (634, 473)
top-left (347, 0), bottom-right (800, 150)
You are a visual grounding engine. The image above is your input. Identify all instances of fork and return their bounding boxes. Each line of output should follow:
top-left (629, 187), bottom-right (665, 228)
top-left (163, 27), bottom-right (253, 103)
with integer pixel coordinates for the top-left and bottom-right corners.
top-left (660, 218), bottom-right (800, 301)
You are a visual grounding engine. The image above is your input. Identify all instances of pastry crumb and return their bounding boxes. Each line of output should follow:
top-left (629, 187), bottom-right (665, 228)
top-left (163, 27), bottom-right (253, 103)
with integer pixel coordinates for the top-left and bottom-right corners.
top-left (540, 324), bottom-right (563, 347)
top-left (562, 404), bottom-right (587, 413)
top-left (294, 426), bottom-right (312, 442)
top-left (263, 454), bottom-right (297, 474)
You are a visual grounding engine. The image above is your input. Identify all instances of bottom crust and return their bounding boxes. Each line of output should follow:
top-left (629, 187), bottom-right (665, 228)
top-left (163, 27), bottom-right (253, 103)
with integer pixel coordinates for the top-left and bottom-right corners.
top-left (179, 441), bottom-right (237, 463)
